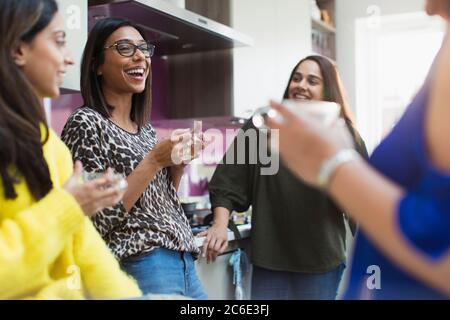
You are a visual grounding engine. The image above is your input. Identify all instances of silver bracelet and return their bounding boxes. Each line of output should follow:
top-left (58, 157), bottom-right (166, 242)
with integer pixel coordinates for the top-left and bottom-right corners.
top-left (317, 149), bottom-right (361, 190)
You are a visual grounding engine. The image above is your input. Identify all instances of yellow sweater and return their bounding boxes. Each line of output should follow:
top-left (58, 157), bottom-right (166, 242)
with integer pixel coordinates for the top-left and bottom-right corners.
top-left (0, 128), bottom-right (142, 299)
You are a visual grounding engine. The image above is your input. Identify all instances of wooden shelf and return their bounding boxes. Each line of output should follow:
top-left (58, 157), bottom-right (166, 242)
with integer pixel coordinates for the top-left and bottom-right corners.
top-left (311, 17), bottom-right (336, 34)
top-left (311, 0), bottom-right (336, 60)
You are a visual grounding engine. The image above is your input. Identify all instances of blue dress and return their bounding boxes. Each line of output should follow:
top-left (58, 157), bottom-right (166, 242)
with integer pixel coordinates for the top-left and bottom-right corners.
top-left (344, 81), bottom-right (450, 299)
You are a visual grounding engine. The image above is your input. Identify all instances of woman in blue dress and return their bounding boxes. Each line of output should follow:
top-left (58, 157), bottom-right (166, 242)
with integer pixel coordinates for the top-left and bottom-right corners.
top-left (266, 0), bottom-right (450, 299)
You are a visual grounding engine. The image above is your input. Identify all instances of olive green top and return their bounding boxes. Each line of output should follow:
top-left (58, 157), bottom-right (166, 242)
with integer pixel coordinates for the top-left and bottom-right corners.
top-left (209, 120), bottom-right (368, 273)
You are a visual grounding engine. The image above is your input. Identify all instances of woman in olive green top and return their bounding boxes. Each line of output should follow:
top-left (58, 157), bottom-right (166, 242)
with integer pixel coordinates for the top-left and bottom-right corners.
top-left (202, 55), bottom-right (368, 300)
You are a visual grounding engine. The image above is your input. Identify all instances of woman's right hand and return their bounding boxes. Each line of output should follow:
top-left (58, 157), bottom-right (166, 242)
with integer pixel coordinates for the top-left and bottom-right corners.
top-left (64, 161), bottom-right (126, 217)
top-left (148, 129), bottom-right (193, 169)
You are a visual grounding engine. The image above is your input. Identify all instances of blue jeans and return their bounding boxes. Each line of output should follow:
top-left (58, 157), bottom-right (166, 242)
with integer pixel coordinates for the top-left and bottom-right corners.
top-left (121, 248), bottom-right (208, 300)
top-left (251, 263), bottom-right (345, 300)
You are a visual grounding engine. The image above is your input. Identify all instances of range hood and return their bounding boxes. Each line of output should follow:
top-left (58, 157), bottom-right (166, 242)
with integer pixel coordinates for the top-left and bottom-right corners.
top-left (88, 0), bottom-right (254, 56)
top-left (151, 116), bottom-right (247, 130)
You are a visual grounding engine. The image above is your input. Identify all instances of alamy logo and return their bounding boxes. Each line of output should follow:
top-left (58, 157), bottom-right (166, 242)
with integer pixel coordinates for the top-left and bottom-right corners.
top-left (169, 126), bottom-right (280, 176)
top-left (366, 5), bottom-right (381, 29)
top-left (66, 5), bottom-right (81, 30)
top-left (66, 265), bottom-right (81, 291)
top-left (366, 265), bottom-right (381, 290)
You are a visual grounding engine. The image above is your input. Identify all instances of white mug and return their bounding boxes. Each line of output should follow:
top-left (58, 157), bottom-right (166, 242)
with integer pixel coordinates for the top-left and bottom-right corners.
top-left (252, 100), bottom-right (341, 129)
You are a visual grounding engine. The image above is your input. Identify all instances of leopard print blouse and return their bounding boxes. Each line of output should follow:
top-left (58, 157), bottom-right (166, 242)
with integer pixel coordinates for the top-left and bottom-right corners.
top-left (61, 107), bottom-right (200, 260)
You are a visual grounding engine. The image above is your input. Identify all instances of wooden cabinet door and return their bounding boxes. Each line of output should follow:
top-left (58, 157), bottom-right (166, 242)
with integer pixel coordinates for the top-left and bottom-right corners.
top-left (168, 0), bottom-right (234, 118)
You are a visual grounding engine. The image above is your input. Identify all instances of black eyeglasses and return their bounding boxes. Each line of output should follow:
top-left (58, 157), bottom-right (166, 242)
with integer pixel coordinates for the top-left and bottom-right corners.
top-left (104, 41), bottom-right (155, 58)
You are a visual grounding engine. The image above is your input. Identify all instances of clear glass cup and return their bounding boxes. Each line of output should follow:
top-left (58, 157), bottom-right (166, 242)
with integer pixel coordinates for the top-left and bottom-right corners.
top-left (82, 171), bottom-right (128, 191)
top-left (178, 120), bottom-right (203, 162)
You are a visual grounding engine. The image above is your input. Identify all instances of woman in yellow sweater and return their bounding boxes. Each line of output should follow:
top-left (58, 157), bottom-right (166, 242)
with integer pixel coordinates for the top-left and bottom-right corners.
top-left (0, 0), bottom-right (141, 299)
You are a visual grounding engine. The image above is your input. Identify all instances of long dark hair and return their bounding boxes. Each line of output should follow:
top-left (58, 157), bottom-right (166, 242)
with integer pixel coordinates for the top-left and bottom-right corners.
top-left (283, 55), bottom-right (355, 125)
top-left (0, 0), bottom-right (57, 200)
top-left (80, 17), bottom-right (152, 128)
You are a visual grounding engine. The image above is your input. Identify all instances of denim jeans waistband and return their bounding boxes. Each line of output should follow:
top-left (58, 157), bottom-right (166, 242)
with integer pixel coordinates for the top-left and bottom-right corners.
top-left (121, 248), bottom-right (192, 263)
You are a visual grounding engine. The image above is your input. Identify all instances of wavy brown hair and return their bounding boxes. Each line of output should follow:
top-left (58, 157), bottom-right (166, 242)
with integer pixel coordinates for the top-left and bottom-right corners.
top-left (0, 0), bottom-right (57, 200)
top-left (283, 55), bottom-right (355, 125)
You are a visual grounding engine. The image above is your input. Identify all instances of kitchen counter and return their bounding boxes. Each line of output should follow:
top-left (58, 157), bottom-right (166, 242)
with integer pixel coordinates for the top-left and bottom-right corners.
top-left (194, 223), bottom-right (252, 299)
top-left (194, 223), bottom-right (251, 247)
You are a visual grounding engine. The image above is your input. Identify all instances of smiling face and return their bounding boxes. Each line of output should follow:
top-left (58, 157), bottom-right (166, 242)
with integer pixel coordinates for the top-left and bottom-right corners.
top-left (287, 59), bottom-right (325, 101)
top-left (98, 26), bottom-right (151, 95)
top-left (14, 12), bottom-right (74, 99)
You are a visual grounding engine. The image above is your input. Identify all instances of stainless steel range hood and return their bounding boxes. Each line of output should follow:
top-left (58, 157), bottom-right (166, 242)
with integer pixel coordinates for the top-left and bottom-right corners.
top-left (88, 0), bottom-right (254, 56)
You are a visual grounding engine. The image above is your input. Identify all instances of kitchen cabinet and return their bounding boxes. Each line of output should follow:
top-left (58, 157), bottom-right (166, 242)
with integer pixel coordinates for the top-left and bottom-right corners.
top-left (185, 0), bottom-right (231, 26)
top-left (167, 50), bottom-right (234, 118)
top-left (311, 0), bottom-right (336, 60)
top-left (168, 0), bottom-right (234, 119)
top-left (88, 0), bottom-right (252, 55)
top-left (196, 234), bottom-right (252, 300)
top-left (196, 249), bottom-right (251, 300)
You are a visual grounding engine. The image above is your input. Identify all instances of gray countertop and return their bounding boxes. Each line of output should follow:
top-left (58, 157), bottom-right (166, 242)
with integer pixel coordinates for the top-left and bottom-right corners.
top-left (194, 224), bottom-right (251, 247)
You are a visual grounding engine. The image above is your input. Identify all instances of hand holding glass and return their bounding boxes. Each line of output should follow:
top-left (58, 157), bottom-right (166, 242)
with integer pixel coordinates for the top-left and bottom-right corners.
top-left (252, 100), bottom-right (341, 129)
top-left (82, 170), bottom-right (128, 191)
top-left (173, 120), bottom-right (203, 164)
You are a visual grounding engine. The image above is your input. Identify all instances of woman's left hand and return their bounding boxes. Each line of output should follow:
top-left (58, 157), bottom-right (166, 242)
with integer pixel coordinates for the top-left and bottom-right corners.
top-left (266, 100), bottom-right (354, 187)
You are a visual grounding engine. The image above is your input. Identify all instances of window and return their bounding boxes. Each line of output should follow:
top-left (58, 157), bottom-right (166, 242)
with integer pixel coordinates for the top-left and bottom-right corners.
top-left (355, 12), bottom-right (445, 152)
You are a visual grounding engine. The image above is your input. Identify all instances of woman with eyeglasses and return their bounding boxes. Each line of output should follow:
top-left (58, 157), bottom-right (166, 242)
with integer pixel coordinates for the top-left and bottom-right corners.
top-left (0, 0), bottom-right (141, 299)
top-left (61, 17), bottom-right (207, 299)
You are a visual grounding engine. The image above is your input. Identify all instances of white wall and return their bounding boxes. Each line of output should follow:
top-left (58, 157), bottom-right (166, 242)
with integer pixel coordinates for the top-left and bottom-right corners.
top-left (58, 0), bottom-right (88, 92)
top-left (231, 0), bottom-right (312, 118)
top-left (335, 0), bottom-right (425, 113)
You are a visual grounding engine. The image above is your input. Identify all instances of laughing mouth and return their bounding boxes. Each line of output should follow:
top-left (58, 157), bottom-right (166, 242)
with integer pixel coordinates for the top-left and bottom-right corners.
top-left (125, 67), bottom-right (146, 78)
